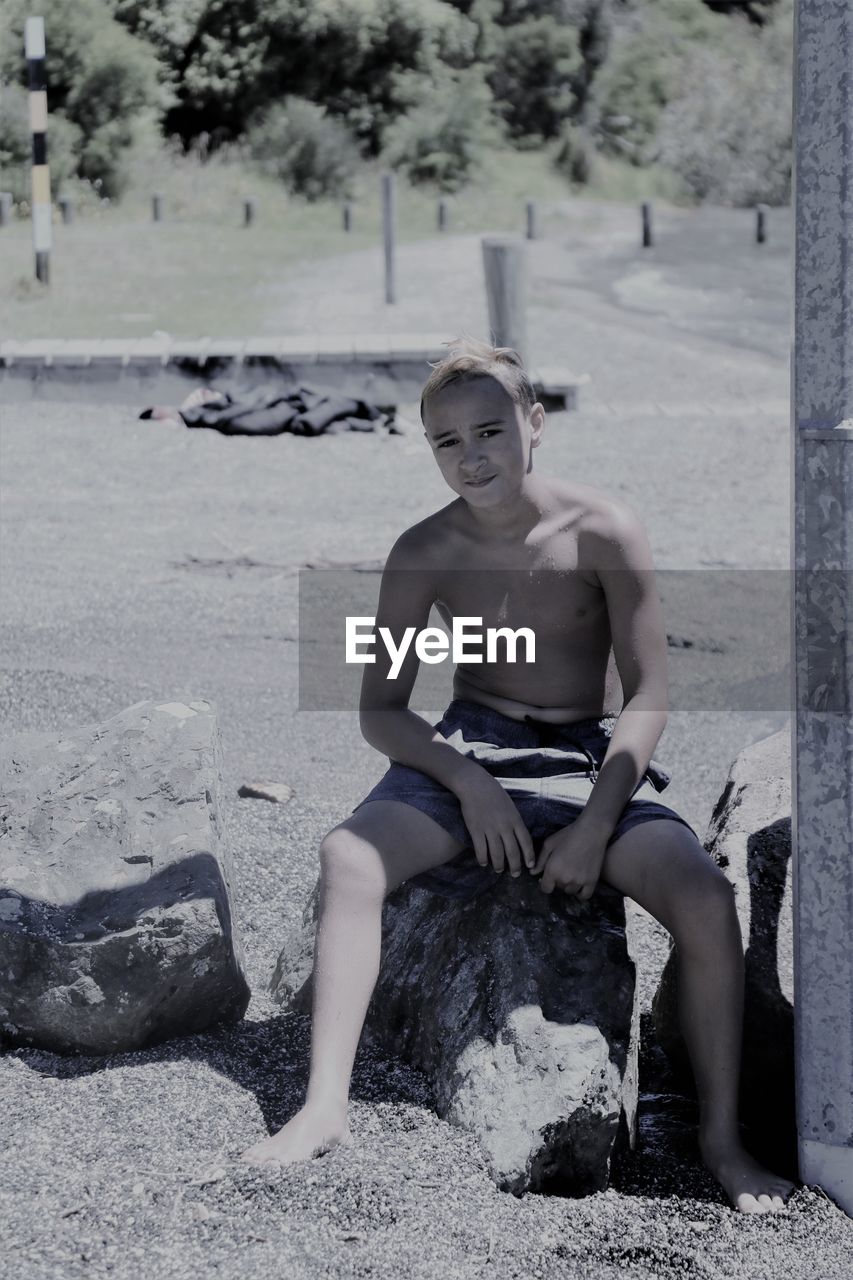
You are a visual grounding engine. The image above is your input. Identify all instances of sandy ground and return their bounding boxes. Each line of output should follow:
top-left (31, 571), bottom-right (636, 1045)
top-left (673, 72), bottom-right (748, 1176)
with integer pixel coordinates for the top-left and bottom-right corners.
top-left (2, 200), bottom-right (850, 1277)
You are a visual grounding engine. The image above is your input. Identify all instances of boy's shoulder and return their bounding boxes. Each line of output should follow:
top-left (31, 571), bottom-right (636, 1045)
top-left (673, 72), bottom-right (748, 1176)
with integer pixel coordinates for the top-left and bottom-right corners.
top-left (384, 500), bottom-right (464, 569)
top-left (385, 484), bottom-right (646, 568)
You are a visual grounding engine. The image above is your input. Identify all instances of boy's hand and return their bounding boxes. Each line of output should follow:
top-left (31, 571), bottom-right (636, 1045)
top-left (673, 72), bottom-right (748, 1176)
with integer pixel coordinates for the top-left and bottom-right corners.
top-left (532, 818), bottom-right (610, 900)
top-left (454, 770), bottom-right (535, 877)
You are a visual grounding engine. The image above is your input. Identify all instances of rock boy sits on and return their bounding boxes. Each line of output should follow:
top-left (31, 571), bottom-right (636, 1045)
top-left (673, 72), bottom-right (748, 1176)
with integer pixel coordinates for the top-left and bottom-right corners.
top-left (241, 337), bottom-right (794, 1214)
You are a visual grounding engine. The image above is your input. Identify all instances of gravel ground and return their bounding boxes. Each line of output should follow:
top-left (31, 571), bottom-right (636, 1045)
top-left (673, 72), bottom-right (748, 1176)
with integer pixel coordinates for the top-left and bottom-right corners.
top-left (2, 200), bottom-right (851, 1277)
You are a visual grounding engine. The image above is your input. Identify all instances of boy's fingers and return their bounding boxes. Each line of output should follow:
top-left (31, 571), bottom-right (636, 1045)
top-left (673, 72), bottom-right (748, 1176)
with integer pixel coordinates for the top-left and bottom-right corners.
top-left (472, 832), bottom-right (489, 868)
top-left (487, 833), bottom-right (506, 874)
top-left (517, 824), bottom-right (535, 868)
top-left (532, 846), bottom-right (550, 875)
top-left (503, 835), bottom-right (522, 878)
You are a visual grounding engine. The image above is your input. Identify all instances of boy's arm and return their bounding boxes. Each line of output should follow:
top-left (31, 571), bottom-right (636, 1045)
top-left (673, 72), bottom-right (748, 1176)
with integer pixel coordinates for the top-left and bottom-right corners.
top-left (575, 501), bottom-right (669, 838)
top-left (358, 529), bottom-right (483, 795)
top-left (359, 529), bottom-right (535, 873)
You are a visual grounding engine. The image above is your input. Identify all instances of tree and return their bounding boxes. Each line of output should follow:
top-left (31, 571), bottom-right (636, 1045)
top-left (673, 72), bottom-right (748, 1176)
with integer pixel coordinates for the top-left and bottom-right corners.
top-left (487, 17), bottom-right (582, 140)
top-left (0, 0), bottom-right (162, 195)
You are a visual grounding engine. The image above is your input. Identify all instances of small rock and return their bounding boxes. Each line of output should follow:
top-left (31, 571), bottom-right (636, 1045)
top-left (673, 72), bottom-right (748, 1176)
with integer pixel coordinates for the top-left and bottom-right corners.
top-left (237, 782), bottom-right (294, 804)
top-left (187, 1166), bottom-right (228, 1187)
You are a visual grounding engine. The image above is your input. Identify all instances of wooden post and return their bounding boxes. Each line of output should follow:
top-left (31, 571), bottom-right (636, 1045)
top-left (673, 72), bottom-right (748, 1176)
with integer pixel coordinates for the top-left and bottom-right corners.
top-left (58, 195), bottom-right (73, 225)
top-left (481, 236), bottom-right (528, 368)
top-left (756, 204), bottom-right (768, 244)
top-left (0, 192), bottom-right (12, 227)
top-left (25, 17), bottom-right (50, 284)
top-left (381, 171), bottom-right (396, 305)
top-left (243, 198), bottom-right (255, 227)
top-left (526, 199), bottom-right (538, 241)
top-left (641, 201), bottom-right (653, 248)
top-left (438, 197), bottom-right (448, 232)
top-left (152, 192), bottom-right (163, 222)
top-left (343, 201), bottom-right (352, 232)
top-left (792, 0), bottom-right (853, 1218)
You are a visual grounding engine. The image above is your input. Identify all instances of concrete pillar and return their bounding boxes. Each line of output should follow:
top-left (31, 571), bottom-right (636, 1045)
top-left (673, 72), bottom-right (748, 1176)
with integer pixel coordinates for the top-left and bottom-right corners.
top-left (481, 237), bottom-right (528, 369)
top-left (792, 0), bottom-right (853, 1218)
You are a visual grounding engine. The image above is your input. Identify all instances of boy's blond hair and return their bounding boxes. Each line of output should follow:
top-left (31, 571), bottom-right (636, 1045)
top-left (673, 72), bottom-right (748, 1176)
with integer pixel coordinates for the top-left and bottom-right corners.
top-left (419, 335), bottom-right (536, 423)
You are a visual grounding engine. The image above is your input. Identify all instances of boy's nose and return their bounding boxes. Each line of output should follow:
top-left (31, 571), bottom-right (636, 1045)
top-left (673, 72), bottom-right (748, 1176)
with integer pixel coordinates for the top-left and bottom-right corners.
top-left (460, 441), bottom-right (486, 471)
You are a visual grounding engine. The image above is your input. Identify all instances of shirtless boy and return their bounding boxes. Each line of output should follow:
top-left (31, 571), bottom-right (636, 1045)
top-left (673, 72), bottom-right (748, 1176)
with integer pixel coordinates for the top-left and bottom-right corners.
top-left (241, 338), bottom-right (794, 1214)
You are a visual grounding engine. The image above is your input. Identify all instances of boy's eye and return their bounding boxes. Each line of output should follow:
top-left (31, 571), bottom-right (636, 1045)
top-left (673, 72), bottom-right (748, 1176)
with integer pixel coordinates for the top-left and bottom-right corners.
top-left (435, 428), bottom-right (499, 449)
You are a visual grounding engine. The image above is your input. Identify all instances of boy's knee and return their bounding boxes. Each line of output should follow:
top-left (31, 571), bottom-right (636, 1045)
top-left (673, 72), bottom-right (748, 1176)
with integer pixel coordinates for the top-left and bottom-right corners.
top-left (319, 827), bottom-right (385, 896)
top-left (698, 866), bottom-right (736, 915)
top-left (671, 863), bottom-right (737, 939)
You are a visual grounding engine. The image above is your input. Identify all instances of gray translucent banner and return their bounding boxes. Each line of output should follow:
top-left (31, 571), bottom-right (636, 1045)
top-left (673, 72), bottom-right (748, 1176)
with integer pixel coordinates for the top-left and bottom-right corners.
top-left (298, 569), bottom-right (850, 714)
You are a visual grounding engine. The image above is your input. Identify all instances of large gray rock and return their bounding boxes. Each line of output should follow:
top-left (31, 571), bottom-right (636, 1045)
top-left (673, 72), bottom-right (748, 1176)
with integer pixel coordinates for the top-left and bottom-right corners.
top-left (271, 875), bottom-right (638, 1196)
top-left (652, 729), bottom-right (794, 1163)
top-left (0, 699), bottom-right (250, 1054)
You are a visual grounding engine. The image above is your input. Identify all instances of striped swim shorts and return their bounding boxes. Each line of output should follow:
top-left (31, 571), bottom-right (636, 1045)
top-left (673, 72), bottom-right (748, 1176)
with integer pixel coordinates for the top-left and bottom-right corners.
top-left (353, 698), bottom-right (697, 901)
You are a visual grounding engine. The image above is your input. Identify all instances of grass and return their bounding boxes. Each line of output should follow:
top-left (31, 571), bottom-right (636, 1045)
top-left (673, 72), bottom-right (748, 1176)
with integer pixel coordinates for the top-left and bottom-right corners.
top-left (0, 119), bottom-right (690, 341)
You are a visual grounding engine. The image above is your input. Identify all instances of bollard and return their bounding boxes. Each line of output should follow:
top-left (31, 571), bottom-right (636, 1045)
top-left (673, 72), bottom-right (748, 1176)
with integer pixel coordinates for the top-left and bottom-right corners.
top-left (243, 198), bottom-right (255, 227)
top-left (526, 199), bottom-right (538, 241)
top-left (58, 195), bottom-right (73, 225)
top-left (0, 192), bottom-right (12, 226)
top-left (26, 17), bottom-right (51, 284)
top-left (152, 192), bottom-right (163, 222)
top-left (756, 203), bottom-right (767, 244)
top-left (343, 201), bottom-right (352, 232)
top-left (641, 201), bottom-right (653, 248)
top-left (481, 236), bottom-right (529, 368)
top-left (381, 171), bottom-right (396, 305)
top-left (438, 197), bottom-right (448, 232)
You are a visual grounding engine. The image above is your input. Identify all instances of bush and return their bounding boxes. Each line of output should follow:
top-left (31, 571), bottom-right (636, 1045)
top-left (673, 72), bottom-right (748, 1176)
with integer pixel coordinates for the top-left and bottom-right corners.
top-left (382, 66), bottom-right (499, 191)
top-left (0, 0), bottom-right (162, 197)
top-left (112, 0), bottom-right (480, 154)
top-left (246, 97), bottom-right (360, 201)
top-left (654, 4), bottom-right (793, 205)
top-left (590, 0), bottom-right (726, 165)
top-left (0, 83), bottom-right (82, 205)
top-left (591, 32), bottom-right (673, 165)
top-left (487, 16), bottom-right (583, 141)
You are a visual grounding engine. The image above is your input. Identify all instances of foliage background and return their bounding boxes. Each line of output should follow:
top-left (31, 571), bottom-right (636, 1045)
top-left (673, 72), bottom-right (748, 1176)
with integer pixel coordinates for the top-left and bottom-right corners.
top-left (0, 0), bottom-right (793, 207)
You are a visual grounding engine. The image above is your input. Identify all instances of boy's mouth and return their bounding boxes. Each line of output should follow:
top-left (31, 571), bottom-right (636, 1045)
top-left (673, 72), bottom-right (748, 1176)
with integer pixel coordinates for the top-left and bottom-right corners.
top-left (464, 474), bottom-right (496, 488)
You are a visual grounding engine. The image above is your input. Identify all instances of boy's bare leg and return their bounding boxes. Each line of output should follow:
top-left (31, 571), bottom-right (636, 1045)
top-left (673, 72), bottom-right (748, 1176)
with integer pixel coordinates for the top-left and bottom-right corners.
top-left (239, 801), bottom-right (465, 1166)
top-left (598, 818), bottom-right (796, 1214)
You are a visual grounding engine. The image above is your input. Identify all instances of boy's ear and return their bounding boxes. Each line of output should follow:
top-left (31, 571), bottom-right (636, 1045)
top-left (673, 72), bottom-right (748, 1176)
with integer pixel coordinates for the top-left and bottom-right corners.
top-left (530, 402), bottom-right (545, 447)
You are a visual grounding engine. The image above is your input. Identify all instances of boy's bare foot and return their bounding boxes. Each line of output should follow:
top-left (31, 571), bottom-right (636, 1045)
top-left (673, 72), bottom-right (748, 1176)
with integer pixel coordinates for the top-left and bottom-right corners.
top-left (239, 1103), bottom-right (352, 1167)
top-left (699, 1132), bottom-right (795, 1213)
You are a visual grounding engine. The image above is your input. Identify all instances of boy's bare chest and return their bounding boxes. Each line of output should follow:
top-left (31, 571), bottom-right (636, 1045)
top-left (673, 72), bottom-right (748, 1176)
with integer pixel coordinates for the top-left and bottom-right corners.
top-left (431, 528), bottom-right (607, 641)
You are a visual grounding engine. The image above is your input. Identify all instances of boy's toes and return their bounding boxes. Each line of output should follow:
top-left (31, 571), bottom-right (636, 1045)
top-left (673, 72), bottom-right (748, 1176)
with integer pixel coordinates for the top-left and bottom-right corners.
top-left (735, 1189), bottom-right (789, 1214)
top-left (736, 1193), bottom-right (765, 1214)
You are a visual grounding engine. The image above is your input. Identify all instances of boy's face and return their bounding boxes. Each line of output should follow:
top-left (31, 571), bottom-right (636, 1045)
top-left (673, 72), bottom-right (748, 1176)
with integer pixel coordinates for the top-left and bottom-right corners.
top-left (422, 375), bottom-right (544, 506)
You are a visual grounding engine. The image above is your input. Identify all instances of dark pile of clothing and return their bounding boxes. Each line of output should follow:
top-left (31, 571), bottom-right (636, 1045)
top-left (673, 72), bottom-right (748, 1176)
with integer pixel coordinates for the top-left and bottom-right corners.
top-left (140, 383), bottom-right (398, 437)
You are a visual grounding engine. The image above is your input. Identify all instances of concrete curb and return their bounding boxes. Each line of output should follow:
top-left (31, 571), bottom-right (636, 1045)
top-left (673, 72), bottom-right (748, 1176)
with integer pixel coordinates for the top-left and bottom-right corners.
top-left (0, 336), bottom-right (588, 409)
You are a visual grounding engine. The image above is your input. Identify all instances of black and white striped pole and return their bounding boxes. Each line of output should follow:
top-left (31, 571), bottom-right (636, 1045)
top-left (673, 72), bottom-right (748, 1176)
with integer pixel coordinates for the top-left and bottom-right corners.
top-left (25, 16), bottom-right (51, 285)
